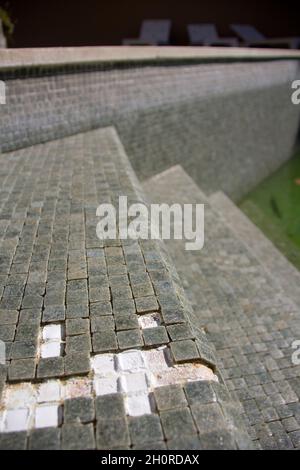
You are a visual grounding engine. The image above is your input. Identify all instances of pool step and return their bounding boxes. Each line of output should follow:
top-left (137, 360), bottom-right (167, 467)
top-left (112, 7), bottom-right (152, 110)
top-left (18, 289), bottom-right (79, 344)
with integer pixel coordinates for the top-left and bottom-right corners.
top-left (0, 130), bottom-right (253, 450)
top-left (240, 198), bottom-right (300, 273)
top-left (209, 191), bottom-right (300, 309)
top-left (143, 165), bottom-right (300, 450)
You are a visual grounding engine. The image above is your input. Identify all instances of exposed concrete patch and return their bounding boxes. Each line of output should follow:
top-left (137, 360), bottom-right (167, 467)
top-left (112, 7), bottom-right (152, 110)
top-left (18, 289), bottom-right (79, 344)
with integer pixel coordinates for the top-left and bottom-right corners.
top-left (62, 378), bottom-right (93, 400)
top-left (142, 347), bottom-right (216, 386)
top-left (38, 381), bottom-right (61, 403)
top-left (0, 346), bottom-right (217, 430)
top-left (138, 312), bottom-right (161, 329)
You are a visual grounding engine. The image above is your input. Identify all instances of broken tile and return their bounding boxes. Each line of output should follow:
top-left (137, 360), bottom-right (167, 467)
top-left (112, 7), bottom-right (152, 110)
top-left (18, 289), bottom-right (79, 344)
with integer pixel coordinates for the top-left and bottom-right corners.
top-left (138, 312), bottom-right (161, 329)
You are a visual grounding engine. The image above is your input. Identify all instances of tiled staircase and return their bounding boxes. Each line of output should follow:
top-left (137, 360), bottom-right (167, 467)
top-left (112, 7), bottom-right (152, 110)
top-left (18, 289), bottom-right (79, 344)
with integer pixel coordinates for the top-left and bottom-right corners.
top-left (143, 165), bottom-right (300, 450)
top-left (1, 125), bottom-right (299, 449)
top-left (0, 128), bottom-right (253, 450)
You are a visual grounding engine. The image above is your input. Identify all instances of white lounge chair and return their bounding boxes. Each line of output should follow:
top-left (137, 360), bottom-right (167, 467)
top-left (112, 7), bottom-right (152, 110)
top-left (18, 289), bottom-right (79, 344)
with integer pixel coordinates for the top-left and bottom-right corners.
top-left (123, 20), bottom-right (171, 46)
top-left (188, 24), bottom-right (238, 47)
top-left (231, 24), bottom-right (300, 49)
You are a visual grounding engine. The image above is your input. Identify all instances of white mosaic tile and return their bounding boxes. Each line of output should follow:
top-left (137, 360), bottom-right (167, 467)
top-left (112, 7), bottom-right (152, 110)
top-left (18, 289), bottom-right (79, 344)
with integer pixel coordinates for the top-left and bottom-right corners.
top-left (37, 381), bottom-right (61, 403)
top-left (42, 324), bottom-right (61, 341)
top-left (125, 392), bottom-right (152, 417)
top-left (4, 408), bottom-right (29, 432)
top-left (117, 349), bottom-right (145, 372)
top-left (91, 354), bottom-right (116, 376)
top-left (35, 404), bottom-right (60, 428)
top-left (120, 372), bottom-right (148, 393)
top-left (0, 346), bottom-right (218, 428)
top-left (94, 376), bottom-right (119, 396)
top-left (41, 340), bottom-right (61, 358)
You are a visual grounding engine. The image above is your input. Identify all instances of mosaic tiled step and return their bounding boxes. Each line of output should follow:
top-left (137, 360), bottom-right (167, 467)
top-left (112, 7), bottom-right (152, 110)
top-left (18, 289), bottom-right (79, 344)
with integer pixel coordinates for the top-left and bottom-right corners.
top-left (209, 191), bottom-right (300, 309)
top-left (0, 375), bottom-right (251, 450)
top-left (0, 127), bottom-right (253, 449)
top-left (143, 165), bottom-right (300, 450)
top-left (0, 127), bottom-right (216, 386)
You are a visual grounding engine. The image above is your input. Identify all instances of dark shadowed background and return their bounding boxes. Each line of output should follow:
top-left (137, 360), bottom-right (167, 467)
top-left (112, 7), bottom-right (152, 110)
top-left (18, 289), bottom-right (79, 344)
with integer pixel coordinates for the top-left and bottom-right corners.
top-left (1, 0), bottom-right (300, 47)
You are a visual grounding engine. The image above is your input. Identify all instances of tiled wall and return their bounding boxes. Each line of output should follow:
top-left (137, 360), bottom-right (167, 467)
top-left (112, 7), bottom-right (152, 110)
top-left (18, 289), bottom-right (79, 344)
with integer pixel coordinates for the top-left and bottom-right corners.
top-left (0, 59), bottom-right (299, 200)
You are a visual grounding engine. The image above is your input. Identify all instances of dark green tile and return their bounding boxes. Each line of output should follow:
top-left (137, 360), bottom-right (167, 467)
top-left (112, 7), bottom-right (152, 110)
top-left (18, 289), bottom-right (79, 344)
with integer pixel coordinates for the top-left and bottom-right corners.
top-left (160, 407), bottom-right (197, 439)
top-left (62, 423), bottom-right (95, 450)
top-left (64, 397), bottom-right (95, 424)
top-left (95, 394), bottom-right (126, 420)
top-left (117, 329), bottom-right (143, 349)
top-left (143, 326), bottom-right (169, 346)
top-left (92, 331), bottom-right (118, 353)
top-left (154, 384), bottom-right (187, 410)
top-left (9, 358), bottom-right (36, 380)
top-left (170, 340), bottom-right (200, 363)
top-left (167, 324), bottom-right (194, 341)
top-left (129, 414), bottom-right (163, 445)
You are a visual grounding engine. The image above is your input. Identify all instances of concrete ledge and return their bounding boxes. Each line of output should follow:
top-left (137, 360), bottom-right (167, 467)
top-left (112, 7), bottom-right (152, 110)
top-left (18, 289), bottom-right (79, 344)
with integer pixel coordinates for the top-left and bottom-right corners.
top-left (0, 45), bottom-right (300, 70)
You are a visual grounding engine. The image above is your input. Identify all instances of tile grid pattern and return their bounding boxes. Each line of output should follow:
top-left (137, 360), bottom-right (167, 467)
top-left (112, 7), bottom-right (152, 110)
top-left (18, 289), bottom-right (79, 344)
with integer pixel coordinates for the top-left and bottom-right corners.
top-left (0, 128), bottom-right (252, 449)
top-left (143, 165), bottom-right (300, 450)
top-left (0, 60), bottom-right (299, 201)
top-left (0, 380), bottom-right (248, 450)
top-left (209, 190), bottom-right (300, 309)
top-left (0, 128), bottom-right (216, 387)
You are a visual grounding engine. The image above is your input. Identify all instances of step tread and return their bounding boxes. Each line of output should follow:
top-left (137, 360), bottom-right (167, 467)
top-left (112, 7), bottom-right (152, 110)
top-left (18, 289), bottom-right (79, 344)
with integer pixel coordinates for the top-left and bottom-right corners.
top-left (209, 191), bottom-right (300, 308)
top-left (143, 165), bottom-right (300, 450)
